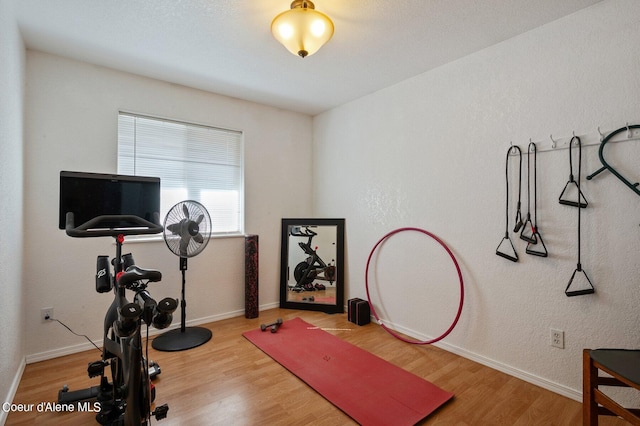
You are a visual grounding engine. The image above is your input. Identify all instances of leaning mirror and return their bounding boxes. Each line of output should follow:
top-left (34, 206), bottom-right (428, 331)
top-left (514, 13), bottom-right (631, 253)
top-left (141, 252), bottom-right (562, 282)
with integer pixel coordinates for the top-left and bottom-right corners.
top-left (280, 218), bottom-right (345, 313)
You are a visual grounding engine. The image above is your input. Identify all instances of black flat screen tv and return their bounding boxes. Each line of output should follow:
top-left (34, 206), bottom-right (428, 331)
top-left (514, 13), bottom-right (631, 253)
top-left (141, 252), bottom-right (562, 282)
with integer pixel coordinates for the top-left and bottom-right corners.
top-left (59, 171), bottom-right (161, 230)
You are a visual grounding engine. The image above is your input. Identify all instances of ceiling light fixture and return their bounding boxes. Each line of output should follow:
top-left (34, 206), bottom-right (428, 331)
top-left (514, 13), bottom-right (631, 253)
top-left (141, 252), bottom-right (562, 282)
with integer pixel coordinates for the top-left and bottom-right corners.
top-left (271, 0), bottom-right (334, 58)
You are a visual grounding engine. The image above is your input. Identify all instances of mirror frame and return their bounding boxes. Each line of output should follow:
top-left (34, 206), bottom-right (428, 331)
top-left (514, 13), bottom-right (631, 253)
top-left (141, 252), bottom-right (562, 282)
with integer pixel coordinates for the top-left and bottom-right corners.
top-left (280, 218), bottom-right (345, 314)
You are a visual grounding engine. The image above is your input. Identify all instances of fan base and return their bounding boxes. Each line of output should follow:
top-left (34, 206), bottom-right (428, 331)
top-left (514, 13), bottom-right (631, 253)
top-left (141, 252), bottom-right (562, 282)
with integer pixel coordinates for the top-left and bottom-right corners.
top-left (152, 326), bottom-right (212, 352)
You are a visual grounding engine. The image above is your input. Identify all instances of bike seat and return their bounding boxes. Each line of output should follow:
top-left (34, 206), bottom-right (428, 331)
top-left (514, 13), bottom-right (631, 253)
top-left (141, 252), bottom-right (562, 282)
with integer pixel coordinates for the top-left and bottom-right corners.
top-left (117, 265), bottom-right (162, 287)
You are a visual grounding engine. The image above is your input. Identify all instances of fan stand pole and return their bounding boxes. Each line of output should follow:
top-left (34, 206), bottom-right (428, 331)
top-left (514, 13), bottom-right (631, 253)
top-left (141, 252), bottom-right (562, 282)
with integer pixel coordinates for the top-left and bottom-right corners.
top-left (152, 257), bottom-right (212, 352)
top-left (180, 262), bottom-right (186, 332)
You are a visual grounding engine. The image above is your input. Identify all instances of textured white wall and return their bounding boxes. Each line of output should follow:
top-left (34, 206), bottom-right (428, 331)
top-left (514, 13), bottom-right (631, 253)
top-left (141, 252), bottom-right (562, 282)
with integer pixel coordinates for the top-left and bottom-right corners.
top-left (0, 0), bottom-right (25, 417)
top-left (23, 51), bottom-right (313, 358)
top-left (313, 0), bottom-right (640, 397)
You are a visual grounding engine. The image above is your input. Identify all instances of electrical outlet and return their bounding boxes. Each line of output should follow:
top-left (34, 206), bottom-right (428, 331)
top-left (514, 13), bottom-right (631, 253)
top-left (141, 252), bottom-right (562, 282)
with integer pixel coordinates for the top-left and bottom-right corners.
top-left (41, 307), bottom-right (54, 322)
top-left (550, 328), bottom-right (564, 349)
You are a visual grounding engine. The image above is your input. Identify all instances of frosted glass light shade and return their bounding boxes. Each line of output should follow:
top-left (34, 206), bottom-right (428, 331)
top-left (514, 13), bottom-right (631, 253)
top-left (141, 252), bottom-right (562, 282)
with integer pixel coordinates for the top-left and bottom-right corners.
top-left (271, 1), bottom-right (334, 58)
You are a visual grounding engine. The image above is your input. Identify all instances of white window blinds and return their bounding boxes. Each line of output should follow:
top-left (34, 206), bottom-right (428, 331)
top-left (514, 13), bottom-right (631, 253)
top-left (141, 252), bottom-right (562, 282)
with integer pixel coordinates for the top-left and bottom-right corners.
top-left (117, 112), bottom-right (244, 235)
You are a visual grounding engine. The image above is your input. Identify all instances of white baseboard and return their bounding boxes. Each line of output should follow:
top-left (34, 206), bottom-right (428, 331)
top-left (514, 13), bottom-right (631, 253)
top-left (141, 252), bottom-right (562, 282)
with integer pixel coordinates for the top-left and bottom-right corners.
top-left (26, 302), bottom-right (280, 364)
top-left (377, 319), bottom-right (582, 402)
top-left (1, 356), bottom-right (26, 425)
top-left (435, 339), bottom-right (581, 401)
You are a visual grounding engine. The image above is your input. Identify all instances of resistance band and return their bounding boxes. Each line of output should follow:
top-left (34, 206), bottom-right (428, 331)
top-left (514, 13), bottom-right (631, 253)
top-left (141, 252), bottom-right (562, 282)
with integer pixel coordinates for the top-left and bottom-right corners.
top-left (565, 136), bottom-right (595, 296)
top-left (365, 227), bottom-right (464, 345)
top-left (520, 143), bottom-right (536, 244)
top-left (496, 145), bottom-right (522, 262)
top-left (525, 142), bottom-right (548, 257)
top-left (559, 135), bottom-right (588, 208)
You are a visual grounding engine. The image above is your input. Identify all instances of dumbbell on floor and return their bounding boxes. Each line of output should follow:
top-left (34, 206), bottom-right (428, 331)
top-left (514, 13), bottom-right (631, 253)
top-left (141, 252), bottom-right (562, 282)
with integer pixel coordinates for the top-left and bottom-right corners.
top-left (260, 318), bottom-right (283, 333)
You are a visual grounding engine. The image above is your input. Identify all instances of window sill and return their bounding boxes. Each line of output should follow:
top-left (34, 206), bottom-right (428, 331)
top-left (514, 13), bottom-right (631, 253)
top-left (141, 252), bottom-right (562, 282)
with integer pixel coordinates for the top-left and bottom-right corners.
top-left (116, 232), bottom-right (246, 244)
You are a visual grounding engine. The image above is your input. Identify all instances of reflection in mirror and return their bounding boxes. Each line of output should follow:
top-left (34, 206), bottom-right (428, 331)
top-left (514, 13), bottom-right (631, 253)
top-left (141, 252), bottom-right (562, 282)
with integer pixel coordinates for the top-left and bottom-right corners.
top-left (287, 225), bottom-right (337, 304)
top-left (280, 218), bottom-right (344, 314)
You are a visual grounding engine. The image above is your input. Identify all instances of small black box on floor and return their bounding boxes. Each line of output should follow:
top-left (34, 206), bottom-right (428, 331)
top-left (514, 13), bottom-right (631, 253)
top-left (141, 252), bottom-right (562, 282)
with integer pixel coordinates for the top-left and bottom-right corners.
top-left (348, 298), bottom-right (370, 326)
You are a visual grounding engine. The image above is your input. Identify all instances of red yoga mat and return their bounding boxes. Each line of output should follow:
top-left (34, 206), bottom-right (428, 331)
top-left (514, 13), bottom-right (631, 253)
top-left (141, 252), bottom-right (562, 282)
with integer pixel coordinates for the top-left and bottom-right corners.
top-left (243, 317), bottom-right (453, 425)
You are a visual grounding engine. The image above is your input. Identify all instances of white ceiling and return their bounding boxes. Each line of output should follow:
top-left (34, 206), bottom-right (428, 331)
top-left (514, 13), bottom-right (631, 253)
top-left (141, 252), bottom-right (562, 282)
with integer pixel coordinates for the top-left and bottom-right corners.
top-left (12, 0), bottom-right (603, 116)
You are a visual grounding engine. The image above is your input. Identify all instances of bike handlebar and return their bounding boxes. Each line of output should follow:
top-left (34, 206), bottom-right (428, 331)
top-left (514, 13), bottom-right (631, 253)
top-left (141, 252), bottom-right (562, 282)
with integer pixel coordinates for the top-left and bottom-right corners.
top-left (290, 226), bottom-right (317, 237)
top-left (65, 212), bottom-right (163, 238)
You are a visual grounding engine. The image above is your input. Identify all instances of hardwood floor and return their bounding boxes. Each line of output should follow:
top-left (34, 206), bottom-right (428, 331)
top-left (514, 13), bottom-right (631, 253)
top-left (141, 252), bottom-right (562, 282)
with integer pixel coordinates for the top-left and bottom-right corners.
top-left (6, 308), bottom-right (626, 425)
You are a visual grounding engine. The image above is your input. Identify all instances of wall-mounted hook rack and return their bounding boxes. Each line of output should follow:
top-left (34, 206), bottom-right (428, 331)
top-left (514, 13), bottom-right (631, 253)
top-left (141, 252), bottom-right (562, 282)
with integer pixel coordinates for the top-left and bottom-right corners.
top-left (507, 121), bottom-right (640, 155)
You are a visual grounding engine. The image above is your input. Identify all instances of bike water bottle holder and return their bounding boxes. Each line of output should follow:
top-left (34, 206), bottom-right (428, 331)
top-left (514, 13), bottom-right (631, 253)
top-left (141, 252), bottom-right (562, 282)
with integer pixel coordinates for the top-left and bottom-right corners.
top-left (96, 256), bottom-right (113, 293)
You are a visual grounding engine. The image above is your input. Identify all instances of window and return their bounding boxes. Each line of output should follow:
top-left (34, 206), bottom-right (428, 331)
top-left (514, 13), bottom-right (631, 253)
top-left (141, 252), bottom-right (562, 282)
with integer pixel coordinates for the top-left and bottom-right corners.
top-left (117, 112), bottom-right (244, 235)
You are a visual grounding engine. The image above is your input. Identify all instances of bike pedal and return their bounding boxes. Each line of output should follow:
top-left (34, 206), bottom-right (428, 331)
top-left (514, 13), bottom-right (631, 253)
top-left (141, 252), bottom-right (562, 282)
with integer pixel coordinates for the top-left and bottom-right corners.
top-left (87, 360), bottom-right (107, 378)
top-left (149, 361), bottom-right (161, 379)
top-left (152, 403), bottom-right (169, 420)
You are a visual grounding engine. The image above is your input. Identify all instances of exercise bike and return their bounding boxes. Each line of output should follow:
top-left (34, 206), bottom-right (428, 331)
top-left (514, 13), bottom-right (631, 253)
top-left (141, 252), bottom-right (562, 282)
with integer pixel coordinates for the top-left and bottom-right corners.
top-left (59, 213), bottom-right (178, 425)
top-left (289, 226), bottom-right (336, 292)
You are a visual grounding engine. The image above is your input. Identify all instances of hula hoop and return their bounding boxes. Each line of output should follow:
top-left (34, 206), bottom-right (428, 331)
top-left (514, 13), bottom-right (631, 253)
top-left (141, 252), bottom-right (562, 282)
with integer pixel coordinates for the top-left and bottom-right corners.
top-left (365, 227), bottom-right (464, 345)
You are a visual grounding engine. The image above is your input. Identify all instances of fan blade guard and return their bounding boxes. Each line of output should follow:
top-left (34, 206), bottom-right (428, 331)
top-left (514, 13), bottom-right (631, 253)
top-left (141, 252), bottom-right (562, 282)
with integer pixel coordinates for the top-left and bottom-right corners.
top-left (163, 200), bottom-right (212, 258)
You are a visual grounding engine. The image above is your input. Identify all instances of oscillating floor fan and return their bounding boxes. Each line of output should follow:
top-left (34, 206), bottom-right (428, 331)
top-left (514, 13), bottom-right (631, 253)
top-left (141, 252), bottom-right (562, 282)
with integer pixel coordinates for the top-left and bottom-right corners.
top-left (152, 200), bottom-right (213, 352)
